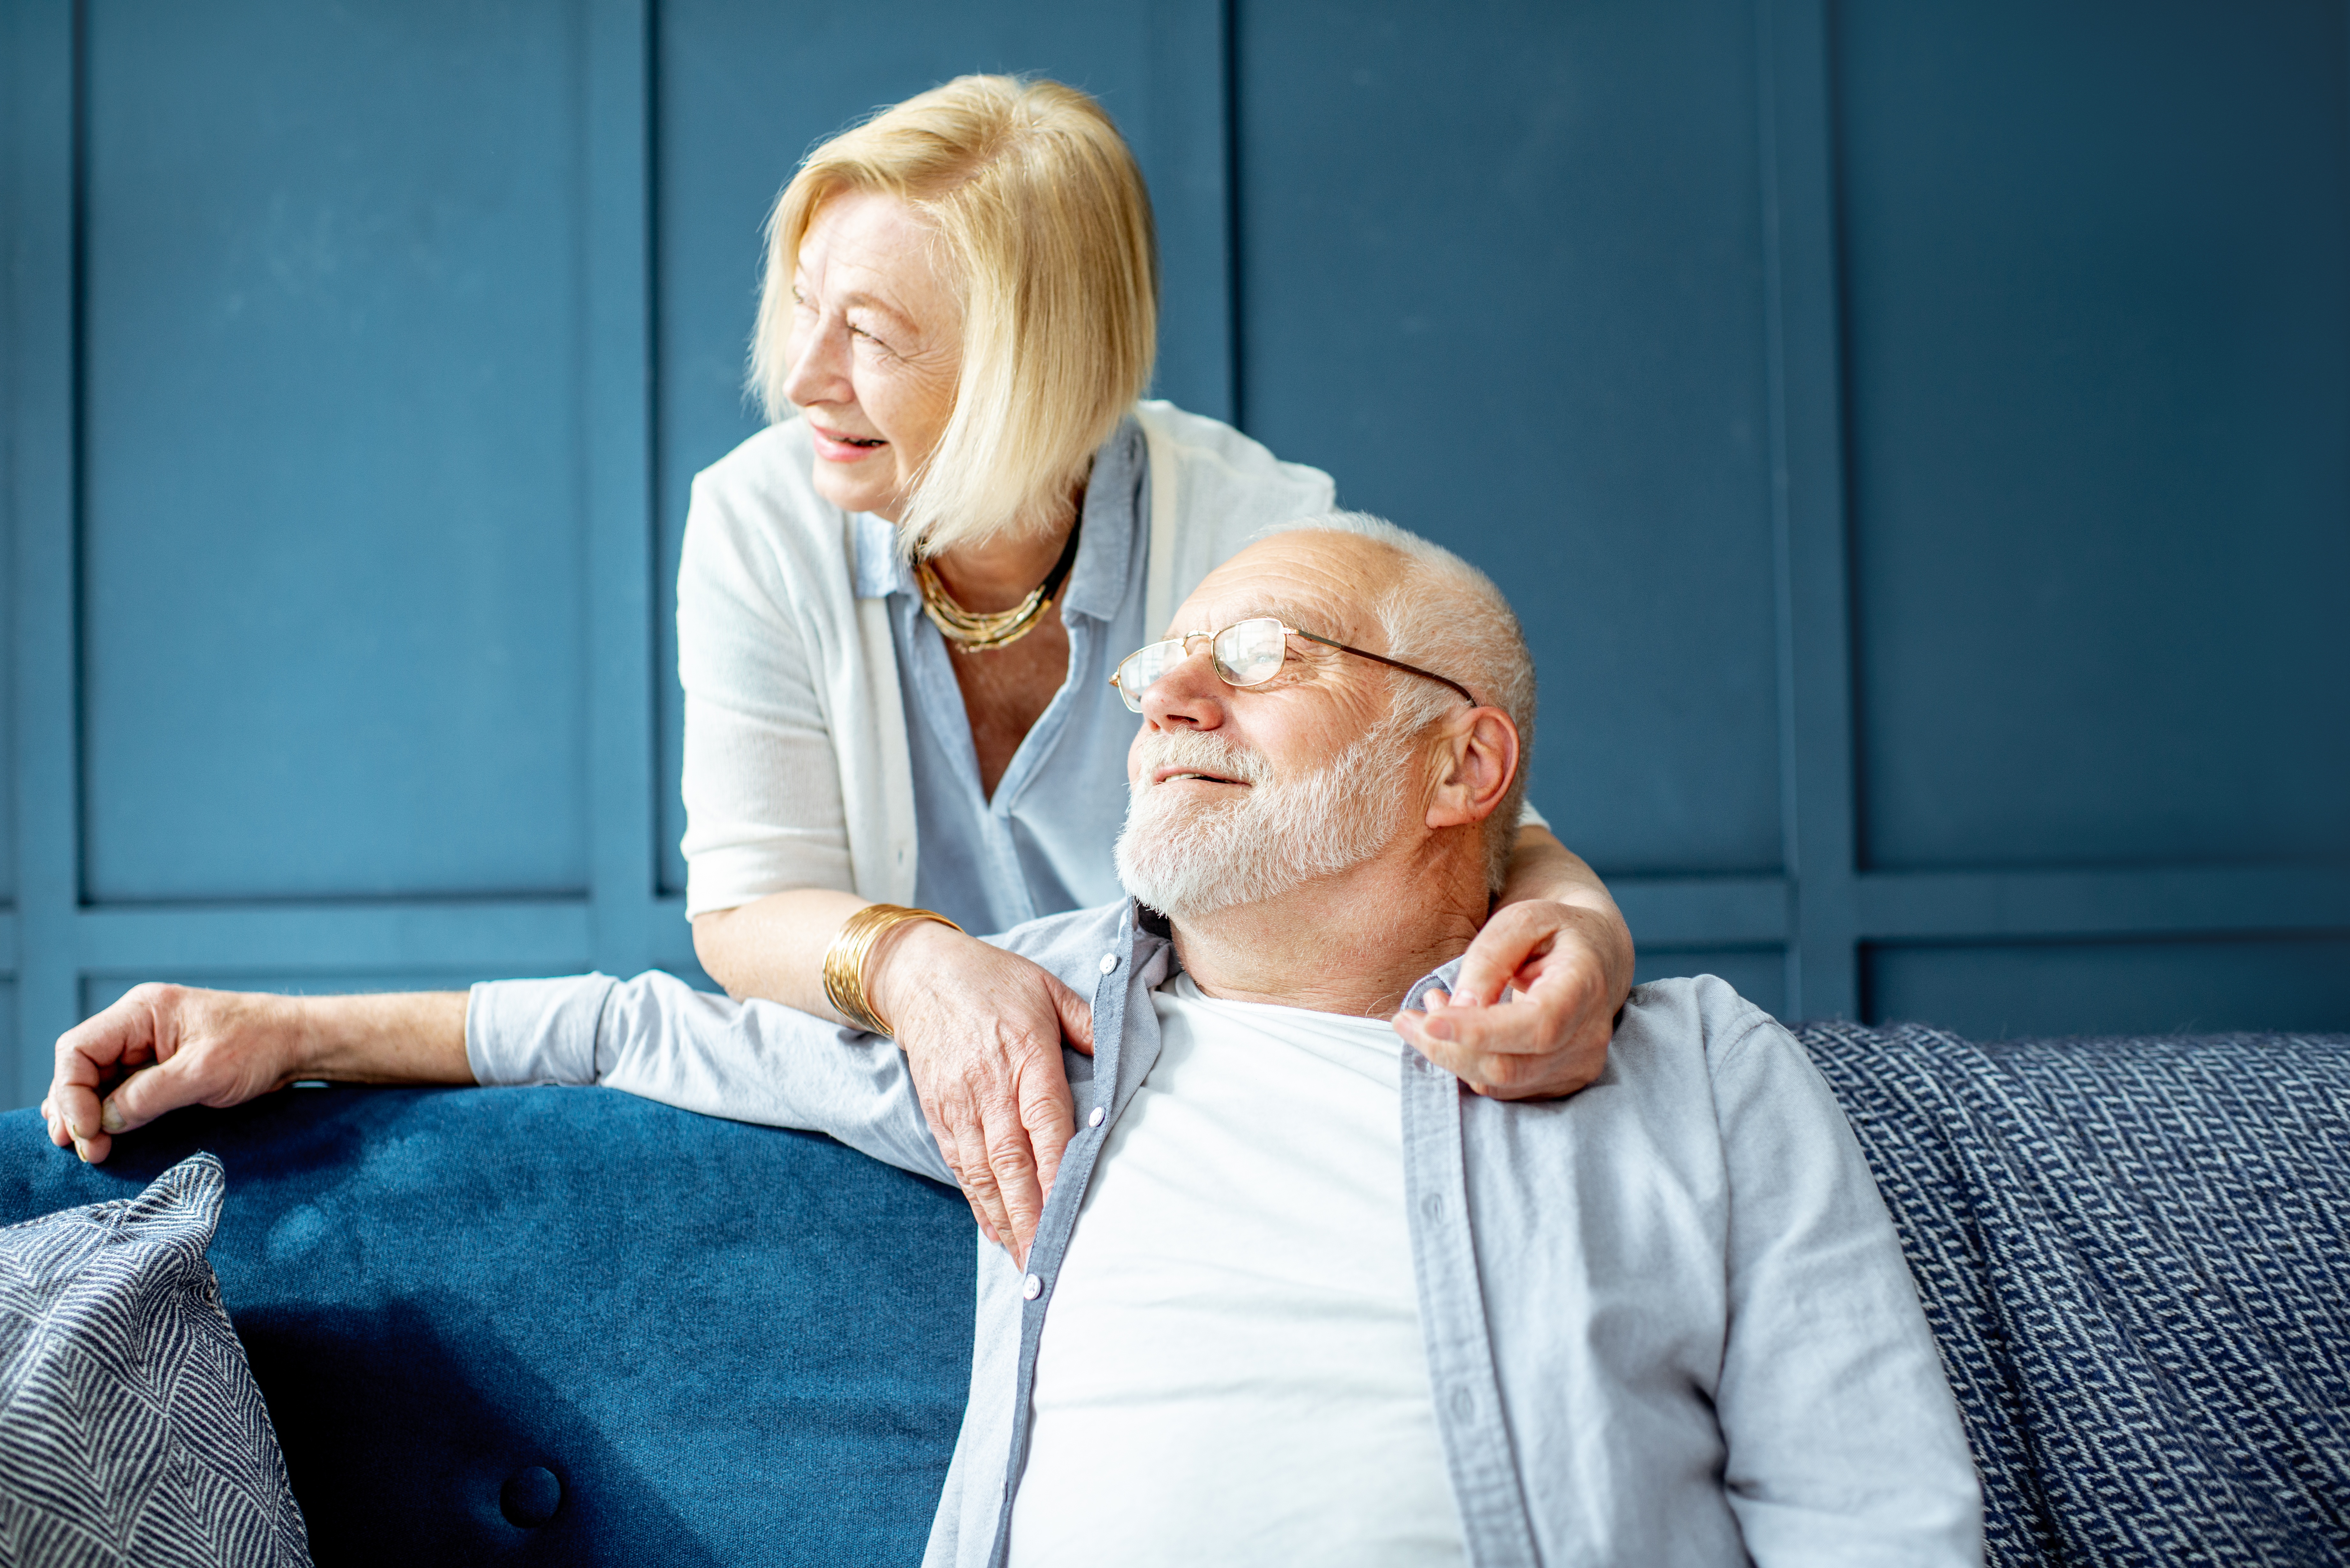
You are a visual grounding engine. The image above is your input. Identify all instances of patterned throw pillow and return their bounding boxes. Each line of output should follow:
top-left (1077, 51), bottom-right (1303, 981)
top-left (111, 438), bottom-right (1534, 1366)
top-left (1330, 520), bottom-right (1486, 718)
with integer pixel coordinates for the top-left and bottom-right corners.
top-left (0, 1153), bottom-right (311, 1568)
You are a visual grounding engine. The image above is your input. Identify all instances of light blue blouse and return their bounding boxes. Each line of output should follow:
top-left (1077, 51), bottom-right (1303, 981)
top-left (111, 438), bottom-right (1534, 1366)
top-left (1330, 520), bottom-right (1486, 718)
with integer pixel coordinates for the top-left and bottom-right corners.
top-left (853, 421), bottom-right (1151, 936)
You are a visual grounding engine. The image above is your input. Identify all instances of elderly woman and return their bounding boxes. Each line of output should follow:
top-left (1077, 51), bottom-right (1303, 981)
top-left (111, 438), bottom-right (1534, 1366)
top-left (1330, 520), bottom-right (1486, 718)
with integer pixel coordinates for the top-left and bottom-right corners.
top-left (683, 75), bottom-right (1634, 1261)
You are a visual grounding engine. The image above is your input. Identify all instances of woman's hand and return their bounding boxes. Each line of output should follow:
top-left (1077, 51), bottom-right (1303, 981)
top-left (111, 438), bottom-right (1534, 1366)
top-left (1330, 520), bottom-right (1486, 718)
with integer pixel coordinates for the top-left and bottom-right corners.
top-left (1391, 900), bottom-right (1628, 1098)
top-left (1391, 825), bottom-right (1635, 1098)
top-left (865, 921), bottom-right (1096, 1265)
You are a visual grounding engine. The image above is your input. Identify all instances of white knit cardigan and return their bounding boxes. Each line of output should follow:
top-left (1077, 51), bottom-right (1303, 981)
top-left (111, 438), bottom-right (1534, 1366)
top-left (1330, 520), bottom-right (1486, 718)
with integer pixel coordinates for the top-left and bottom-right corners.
top-left (676, 401), bottom-right (1339, 917)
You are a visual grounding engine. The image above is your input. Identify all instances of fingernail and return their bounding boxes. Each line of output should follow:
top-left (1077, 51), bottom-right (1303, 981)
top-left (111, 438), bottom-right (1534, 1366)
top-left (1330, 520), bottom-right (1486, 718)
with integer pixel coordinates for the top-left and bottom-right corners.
top-left (73, 1137), bottom-right (90, 1163)
top-left (100, 1103), bottom-right (124, 1134)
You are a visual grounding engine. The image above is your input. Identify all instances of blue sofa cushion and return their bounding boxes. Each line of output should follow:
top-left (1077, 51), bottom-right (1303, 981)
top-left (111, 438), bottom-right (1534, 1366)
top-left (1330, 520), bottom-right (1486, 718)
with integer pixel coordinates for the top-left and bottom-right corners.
top-left (0, 1087), bottom-right (975, 1567)
top-left (0, 1152), bottom-right (310, 1568)
top-left (1800, 1024), bottom-right (2350, 1567)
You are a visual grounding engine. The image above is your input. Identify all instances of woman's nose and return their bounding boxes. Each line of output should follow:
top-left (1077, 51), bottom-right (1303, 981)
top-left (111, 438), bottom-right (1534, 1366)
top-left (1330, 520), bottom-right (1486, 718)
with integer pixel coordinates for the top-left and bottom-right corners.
top-left (781, 319), bottom-right (850, 406)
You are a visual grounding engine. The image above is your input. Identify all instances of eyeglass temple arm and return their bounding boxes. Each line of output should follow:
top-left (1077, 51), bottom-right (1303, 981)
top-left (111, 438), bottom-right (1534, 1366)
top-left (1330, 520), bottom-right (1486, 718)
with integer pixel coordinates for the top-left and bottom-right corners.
top-left (1290, 629), bottom-right (1478, 707)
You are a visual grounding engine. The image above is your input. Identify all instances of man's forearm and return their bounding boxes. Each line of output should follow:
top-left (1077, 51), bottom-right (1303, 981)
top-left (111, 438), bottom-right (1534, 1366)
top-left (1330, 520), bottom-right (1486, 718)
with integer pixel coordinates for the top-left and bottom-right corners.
top-left (47, 983), bottom-right (477, 1164)
top-left (295, 991), bottom-right (474, 1084)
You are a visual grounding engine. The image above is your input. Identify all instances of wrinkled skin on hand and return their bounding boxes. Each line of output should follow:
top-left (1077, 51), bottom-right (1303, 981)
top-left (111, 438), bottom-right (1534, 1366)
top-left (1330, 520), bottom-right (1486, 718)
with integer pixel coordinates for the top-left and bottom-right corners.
top-left (42, 984), bottom-right (297, 1165)
top-left (1390, 900), bottom-right (1624, 1099)
top-left (866, 920), bottom-right (1095, 1266)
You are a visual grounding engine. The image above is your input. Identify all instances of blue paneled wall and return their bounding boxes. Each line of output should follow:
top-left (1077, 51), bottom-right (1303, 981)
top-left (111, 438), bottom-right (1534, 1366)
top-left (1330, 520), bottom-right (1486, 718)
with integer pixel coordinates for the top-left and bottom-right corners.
top-left (4, 0), bottom-right (2346, 1104)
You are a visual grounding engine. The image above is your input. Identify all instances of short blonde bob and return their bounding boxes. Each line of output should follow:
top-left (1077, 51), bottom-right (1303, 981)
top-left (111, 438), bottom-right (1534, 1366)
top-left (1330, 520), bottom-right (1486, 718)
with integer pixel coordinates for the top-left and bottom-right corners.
top-left (752, 75), bottom-right (1158, 555)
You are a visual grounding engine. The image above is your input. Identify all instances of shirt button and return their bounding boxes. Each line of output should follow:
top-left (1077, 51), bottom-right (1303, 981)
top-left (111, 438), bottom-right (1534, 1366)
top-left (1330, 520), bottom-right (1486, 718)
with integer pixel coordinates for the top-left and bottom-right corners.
top-left (1098, 953), bottom-right (1119, 974)
top-left (1088, 1106), bottom-right (1106, 1128)
top-left (1023, 1274), bottom-right (1043, 1300)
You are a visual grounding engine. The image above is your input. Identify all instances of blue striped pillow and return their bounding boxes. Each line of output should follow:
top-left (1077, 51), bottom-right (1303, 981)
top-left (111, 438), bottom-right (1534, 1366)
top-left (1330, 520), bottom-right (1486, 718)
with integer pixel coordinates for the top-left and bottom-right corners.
top-left (0, 1152), bottom-right (310, 1567)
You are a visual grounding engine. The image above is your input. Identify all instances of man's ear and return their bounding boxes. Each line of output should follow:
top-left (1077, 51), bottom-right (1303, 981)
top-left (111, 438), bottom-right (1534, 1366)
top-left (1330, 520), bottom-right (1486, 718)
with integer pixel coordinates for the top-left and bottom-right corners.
top-left (1424, 706), bottom-right (1519, 830)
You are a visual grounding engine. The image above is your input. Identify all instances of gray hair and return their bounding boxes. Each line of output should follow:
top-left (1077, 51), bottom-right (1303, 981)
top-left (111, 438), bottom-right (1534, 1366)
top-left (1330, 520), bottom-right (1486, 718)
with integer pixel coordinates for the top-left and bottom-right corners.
top-left (1257, 511), bottom-right (1538, 892)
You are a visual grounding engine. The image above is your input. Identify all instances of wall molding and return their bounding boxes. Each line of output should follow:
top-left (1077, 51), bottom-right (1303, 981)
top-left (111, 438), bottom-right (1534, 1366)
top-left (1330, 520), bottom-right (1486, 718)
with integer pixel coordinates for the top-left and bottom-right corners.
top-left (3, 0), bottom-right (2344, 1103)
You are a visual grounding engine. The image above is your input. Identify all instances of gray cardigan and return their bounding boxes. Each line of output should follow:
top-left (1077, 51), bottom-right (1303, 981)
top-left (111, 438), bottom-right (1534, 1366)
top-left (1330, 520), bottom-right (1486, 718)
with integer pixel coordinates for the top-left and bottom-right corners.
top-left (468, 900), bottom-right (1982, 1567)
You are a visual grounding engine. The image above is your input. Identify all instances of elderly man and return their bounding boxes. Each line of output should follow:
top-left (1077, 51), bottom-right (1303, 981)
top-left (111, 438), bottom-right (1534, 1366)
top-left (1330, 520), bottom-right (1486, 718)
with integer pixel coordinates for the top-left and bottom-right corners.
top-left (44, 517), bottom-right (1981, 1567)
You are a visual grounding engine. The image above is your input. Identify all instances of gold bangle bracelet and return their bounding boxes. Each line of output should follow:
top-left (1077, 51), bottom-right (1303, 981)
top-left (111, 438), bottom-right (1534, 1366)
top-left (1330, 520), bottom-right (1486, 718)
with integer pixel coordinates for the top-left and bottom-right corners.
top-left (822, 903), bottom-right (963, 1037)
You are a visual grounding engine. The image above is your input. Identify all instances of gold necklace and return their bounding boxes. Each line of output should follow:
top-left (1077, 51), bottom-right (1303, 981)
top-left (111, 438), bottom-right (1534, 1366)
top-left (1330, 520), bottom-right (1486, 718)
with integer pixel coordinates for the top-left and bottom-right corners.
top-left (914, 519), bottom-right (1082, 652)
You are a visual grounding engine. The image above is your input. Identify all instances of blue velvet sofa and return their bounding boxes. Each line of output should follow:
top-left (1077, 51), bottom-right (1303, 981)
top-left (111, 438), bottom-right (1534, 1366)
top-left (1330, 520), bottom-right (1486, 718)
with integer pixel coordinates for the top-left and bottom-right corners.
top-left (3, 1021), bottom-right (2345, 1566)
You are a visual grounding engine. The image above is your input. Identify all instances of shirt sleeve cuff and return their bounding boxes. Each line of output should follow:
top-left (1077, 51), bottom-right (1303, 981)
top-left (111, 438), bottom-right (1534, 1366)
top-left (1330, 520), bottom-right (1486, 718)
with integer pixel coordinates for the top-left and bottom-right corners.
top-left (466, 974), bottom-right (618, 1087)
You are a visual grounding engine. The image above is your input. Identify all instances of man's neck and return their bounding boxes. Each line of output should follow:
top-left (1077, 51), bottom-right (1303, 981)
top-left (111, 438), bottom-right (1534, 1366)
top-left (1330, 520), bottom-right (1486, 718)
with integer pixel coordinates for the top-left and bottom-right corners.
top-left (1168, 841), bottom-right (1490, 1019)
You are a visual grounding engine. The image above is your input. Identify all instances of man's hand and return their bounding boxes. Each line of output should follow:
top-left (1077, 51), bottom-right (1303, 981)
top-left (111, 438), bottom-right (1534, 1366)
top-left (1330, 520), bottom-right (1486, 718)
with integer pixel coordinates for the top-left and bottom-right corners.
top-left (42, 985), bottom-right (302, 1164)
top-left (40, 984), bottom-right (473, 1163)
top-left (1391, 900), bottom-right (1628, 1099)
top-left (865, 921), bottom-right (1095, 1266)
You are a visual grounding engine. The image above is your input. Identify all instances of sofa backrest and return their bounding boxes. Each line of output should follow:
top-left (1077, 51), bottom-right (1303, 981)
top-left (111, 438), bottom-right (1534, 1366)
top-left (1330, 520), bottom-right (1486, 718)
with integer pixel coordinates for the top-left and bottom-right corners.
top-left (5, 1027), bottom-right (2346, 1566)
top-left (0, 1085), bottom-right (974, 1566)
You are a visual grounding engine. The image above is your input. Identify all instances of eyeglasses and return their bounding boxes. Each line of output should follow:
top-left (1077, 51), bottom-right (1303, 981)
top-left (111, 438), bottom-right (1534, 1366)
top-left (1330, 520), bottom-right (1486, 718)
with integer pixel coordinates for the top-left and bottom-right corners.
top-left (1109, 616), bottom-right (1477, 713)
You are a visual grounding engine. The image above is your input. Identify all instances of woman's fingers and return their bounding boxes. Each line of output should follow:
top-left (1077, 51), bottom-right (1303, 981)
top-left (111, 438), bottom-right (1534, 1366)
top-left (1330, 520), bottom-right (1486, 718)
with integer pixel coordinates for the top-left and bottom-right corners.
top-left (1445, 901), bottom-right (1553, 1007)
top-left (950, 1113), bottom-right (1012, 1256)
top-left (906, 1024), bottom-right (1049, 1263)
top-left (960, 1019), bottom-right (1075, 1263)
top-left (986, 1095), bottom-right (1048, 1268)
top-left (877, 935), bottom-right (1093, 1265)
top-left (1052, 976), bottom-right (1097, 1057)
top-left (1393, 907), bottom-right (1619, 1100)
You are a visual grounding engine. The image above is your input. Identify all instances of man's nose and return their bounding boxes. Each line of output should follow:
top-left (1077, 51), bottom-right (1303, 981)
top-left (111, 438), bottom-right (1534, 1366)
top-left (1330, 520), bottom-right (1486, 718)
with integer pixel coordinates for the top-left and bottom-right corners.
top-left (1139, 647), bottom-right (1227, 731)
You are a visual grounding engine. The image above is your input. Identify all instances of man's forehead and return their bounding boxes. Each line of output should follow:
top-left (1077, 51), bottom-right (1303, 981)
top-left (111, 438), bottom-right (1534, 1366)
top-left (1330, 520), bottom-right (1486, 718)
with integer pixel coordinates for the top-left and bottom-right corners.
top-left (1164, 540), bottom-right (1390, 640)
top-left (1162, 588), bottom-right (1311, 631)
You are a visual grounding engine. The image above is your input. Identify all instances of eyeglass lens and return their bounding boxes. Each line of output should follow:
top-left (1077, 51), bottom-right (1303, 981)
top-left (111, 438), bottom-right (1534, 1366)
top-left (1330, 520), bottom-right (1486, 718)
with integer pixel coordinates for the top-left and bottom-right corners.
top-left (1114, 617), bottom-right (1290, 711)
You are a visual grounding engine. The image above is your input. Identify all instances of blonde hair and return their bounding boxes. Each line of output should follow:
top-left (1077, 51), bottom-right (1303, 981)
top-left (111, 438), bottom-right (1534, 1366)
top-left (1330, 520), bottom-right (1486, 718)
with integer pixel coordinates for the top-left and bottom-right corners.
top-left (752, 75), bottom-right (1158, 555)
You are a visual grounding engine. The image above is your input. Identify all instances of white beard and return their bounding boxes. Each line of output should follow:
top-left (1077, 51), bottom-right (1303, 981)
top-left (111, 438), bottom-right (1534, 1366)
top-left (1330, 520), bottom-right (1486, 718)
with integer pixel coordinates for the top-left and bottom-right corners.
top-left (1113, 725), bottom-right (1413, 920)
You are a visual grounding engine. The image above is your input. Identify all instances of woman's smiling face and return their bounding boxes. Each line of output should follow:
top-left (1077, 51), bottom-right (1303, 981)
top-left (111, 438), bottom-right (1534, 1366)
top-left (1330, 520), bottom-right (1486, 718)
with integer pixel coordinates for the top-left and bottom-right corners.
top-left (780, 189), bottom-right (965, 523)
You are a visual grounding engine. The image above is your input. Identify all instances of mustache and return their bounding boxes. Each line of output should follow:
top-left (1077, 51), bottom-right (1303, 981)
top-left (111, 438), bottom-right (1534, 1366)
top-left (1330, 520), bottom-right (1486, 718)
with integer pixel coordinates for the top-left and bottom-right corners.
top-left (1130, 729), bottom-right (1270, 788)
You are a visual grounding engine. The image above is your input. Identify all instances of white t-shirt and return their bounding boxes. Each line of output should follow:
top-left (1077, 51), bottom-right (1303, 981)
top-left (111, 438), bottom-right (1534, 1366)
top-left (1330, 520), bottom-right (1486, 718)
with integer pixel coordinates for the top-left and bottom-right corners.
top-left (1005, 974), bottom-right (1468, 1568)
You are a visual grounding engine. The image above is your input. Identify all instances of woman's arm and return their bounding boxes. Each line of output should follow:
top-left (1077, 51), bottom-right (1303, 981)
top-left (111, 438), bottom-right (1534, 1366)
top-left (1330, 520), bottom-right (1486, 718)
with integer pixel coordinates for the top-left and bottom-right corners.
top-left (1391, 823), bottom-right (1635, 1099)
top-left (696, 899), bottom-right (1092, 1268)
top-left (678, 464), bottom-right (1095, 1267)
top-left (694, 888), bottom-right (871, 1019)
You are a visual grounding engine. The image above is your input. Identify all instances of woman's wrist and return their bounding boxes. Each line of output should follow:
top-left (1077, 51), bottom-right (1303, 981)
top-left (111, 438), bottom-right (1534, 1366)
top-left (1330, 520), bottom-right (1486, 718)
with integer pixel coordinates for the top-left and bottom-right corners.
top-left (1498, 828), bottom-right (1634, 1003)
top-left (826, 905), bottom-right (963, 1035)
top-left (861, 915), bottom-right (974, 1039)
top-left (1546, 900), bottom-right (1636, 1006)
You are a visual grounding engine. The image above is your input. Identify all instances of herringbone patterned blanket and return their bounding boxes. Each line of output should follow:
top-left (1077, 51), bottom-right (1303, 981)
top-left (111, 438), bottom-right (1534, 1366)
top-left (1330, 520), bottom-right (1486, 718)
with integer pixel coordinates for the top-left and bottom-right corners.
top-left (1801, 1023), bottom-right (2350, 1567)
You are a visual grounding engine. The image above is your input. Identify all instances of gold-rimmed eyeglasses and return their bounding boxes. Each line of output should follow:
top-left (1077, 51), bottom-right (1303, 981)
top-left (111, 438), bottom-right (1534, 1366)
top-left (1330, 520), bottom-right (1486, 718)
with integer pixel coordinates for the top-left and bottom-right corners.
top-left (1109, 616), bottom-right (1477, 713)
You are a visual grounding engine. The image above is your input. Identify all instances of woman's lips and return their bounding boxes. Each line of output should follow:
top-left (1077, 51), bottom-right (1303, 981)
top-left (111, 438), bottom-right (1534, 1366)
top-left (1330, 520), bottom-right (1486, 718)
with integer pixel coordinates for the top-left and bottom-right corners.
top-left (809, 423), bottom-right (887, 463)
